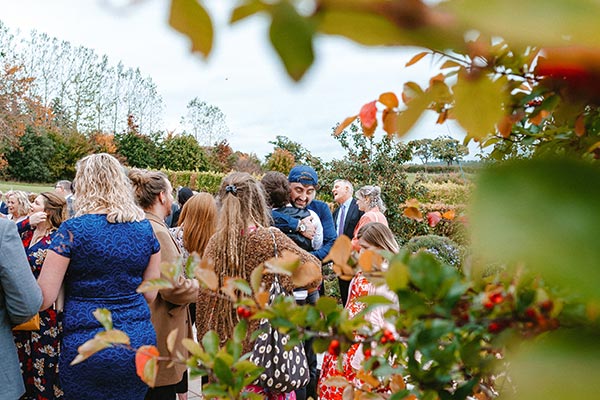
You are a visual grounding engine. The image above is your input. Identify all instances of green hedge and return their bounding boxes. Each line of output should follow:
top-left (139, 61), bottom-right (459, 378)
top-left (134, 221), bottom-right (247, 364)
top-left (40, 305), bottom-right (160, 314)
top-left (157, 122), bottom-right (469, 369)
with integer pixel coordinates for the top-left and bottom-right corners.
top-left (161, 170), bottom-right (225, 194)
top-left (403, 163), bottom-right (483, 174)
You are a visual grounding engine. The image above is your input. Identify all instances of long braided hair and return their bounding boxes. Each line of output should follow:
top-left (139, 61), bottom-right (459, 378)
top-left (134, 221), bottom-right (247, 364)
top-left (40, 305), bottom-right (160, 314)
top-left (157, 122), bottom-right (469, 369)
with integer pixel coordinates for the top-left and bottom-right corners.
top-left (210, 172), bottom-right (272, 337)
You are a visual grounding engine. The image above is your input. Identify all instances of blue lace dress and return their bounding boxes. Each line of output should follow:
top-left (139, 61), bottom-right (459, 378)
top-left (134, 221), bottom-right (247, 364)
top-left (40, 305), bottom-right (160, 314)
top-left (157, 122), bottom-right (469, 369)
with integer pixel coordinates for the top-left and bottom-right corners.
top-left (51, 214), bottom-right (160, 400)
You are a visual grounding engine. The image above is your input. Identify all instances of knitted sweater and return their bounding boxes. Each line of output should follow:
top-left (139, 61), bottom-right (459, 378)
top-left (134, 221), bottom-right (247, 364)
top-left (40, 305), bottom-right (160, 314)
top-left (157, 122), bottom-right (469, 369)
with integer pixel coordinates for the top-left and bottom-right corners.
top-left (196, 227), bottom-right (321, 354)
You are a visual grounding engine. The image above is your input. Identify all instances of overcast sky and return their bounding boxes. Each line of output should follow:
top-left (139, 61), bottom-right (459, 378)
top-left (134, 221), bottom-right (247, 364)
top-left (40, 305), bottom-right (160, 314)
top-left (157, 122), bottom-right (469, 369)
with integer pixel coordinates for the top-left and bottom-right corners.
top-left (1, 0), bottom-right (470, 161)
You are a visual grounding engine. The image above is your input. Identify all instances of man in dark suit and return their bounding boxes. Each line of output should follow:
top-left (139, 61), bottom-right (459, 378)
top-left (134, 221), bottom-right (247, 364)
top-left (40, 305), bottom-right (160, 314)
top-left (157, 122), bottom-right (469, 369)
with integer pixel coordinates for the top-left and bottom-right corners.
top-left (331, 179), bottom-right (364, 305)
top-left (0, 191), bottom-right (8, 215)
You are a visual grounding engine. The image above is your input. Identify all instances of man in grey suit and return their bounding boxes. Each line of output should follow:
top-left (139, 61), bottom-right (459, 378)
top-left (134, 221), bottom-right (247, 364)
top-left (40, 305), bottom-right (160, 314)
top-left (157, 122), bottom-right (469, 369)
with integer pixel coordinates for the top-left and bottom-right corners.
top-left (0, 218), bottom-right (43, 400)
top-left (331, 179), bottom-right (364, 305)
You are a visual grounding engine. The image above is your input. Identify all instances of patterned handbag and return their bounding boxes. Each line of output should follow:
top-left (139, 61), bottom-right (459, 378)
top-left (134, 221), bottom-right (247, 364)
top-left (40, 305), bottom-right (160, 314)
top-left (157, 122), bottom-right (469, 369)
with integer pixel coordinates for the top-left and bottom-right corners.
top-left (248, 229), bottom-right (310, 393)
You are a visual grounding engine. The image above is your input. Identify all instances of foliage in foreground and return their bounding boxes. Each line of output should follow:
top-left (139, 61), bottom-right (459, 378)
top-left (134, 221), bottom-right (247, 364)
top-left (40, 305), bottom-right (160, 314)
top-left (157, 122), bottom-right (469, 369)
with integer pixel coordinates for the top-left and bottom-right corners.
top-left (76, 231), bottom-right (598, 399)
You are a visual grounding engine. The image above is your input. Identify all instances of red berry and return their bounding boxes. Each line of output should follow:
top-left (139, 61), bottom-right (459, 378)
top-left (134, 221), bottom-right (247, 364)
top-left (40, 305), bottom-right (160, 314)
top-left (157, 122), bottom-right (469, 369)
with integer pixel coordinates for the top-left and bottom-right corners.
top-left (490, 293), bottom-right (504, 304)
top-left (488, 321), bottom-right (504, 333)
top-left (363, 347), bottom-right (372, 359)
top-left (540, 300), bottom-right (553, 313)
top-left (328, 340), bottom-right (341, 356)
top-left (484, 301), bottom-right (494, 309)
top-left (380, 336), bottom-right (388, 344)
top-left (525, 308), bottom-right (537, 319)
top-left (383, 329), bottom-right (395, 341)
top-left (237, 306), bottom-right (251, 319)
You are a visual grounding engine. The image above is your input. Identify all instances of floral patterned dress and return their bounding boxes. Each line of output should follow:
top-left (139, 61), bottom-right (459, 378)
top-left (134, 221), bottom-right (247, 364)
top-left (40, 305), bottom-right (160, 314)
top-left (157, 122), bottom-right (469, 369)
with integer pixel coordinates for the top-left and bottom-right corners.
top-left (318, 272), bottom-right (371, 400)
top-left (14, 219), bottom-right (63, 400)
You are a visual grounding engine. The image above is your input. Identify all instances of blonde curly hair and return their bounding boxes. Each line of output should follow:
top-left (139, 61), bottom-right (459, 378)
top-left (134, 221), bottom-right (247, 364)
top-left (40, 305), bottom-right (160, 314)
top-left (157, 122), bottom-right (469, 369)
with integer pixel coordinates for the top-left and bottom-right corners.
top-left (73, 153), bottom-right (145, 223)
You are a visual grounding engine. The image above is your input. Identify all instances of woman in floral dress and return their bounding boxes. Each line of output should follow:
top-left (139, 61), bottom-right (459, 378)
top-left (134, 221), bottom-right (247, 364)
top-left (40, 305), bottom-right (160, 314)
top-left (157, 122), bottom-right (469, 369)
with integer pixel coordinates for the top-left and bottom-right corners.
top-left (13, 192), bottom-right (67, 400)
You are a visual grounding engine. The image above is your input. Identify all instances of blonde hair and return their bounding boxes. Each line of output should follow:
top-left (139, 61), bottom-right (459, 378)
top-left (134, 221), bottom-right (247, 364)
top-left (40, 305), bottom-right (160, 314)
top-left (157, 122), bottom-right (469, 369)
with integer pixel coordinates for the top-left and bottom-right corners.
top-left (73, 153), bottom-right (145, 223)
top-left (356, 185), bottom-right (386, 213)
top-left (7, 190), bottom-right (31, 218)
top-left (128, 169), bottom-right (170, 211)
top-left (179, 193), bottom-right (218, 256)
top-left (356, 222), bottom-right (399, 253)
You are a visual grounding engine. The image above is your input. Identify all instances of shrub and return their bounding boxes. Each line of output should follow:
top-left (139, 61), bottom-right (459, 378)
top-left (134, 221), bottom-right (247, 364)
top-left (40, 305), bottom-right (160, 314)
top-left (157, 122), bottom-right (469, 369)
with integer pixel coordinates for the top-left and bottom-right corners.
top-left (403, 234), bottom-right (464, 269)
top-left (420, 181), bottom-right (473, 204)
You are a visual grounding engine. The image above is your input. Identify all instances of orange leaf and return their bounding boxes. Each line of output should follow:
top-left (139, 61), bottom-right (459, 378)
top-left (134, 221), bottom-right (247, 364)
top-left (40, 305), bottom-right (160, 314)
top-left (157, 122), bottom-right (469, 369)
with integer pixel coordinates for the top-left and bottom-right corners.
top-left (436, 109), bottom-right (448, 125)
top-left (427, 211), bottom-right (442, 227)
top-left (389, 374), bottom-right (406, 392)
top-left (382, 108), bottom-right (398, 136)
top-left (378, 92), bottom-right (399, 108)
top-left (135, 345), bottom-right (160, 387)
top-left (497, 114), bottom-right (513, 138)
top-left (324, 236), bottom-right (353, 267)
top-left (403, 207), bottom-right (423, 222)
top-left (255, 290), bottom-right (270, 308)
top-left (404, 198), bottom-right (420, 208)
top-left (575, 113), bottom-right (586, 137)
top-left (529, 110), bottom-right (550, 126)
top-left (355, 370), bottom-right (380, 387)
top-left (402, 81), bottom-right (423, 104)
top-left (405, 51), bottom-right (429, 67)
top-left (359, 101), bottom-right (378, 129)
top-left (334, 115), bottom-right (358, 136)
top-left (440, 60), bottom-right (462, 69)
top-left (442, 209), bottom-right (456, 220)
top-left (429, 73), bottom-right (445, 86)
top-left (362, 119), bottom-right (377, 137)
top-left (292, 261), bottom-right (322, 288)
top-left (195, 268), bottom-right (219, 291)
top-left (358, 250), bottom-right (383, 273)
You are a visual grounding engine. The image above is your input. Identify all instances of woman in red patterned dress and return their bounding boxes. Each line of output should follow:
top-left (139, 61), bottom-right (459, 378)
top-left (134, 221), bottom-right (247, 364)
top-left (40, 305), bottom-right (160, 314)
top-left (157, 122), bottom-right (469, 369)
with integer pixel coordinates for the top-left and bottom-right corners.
top-left (319, 222), bottom-right (399, 400)
top-left (13, 192), bottom-right (67, 400)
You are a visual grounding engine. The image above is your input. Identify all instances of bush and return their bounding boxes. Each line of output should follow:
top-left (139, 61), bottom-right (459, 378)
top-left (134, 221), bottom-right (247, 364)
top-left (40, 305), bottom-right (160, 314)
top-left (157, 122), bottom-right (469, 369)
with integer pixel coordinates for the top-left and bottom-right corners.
top-left (403, 234), bottom-right (464, 269)
top-left (161, 170), bottom-right (224, 194)
top-left (420, 181), bottom-right (473, 204)
top-left (403, 164), bottom-right (483, 174)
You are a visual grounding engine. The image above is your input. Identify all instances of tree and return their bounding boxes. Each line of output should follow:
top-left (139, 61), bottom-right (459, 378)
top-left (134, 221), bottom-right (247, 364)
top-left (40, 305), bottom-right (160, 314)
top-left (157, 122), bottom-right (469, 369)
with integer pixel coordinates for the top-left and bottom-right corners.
top-left (115, 115), bottom-right (160, 168)
top-left (431, 136), bottom-right (469, 165)
top-left (181, 97), bottom-right (231, 146)
top-left (6, 126), bottom-right (55, 182)
top-left (408, 138), bottom-right (434, 165)
top-left (264, 147), bottom-right (295, 173)
top-left (205, 139), bottom-right (235, 173)
top-left (159, 132), bottom-right (208, 171)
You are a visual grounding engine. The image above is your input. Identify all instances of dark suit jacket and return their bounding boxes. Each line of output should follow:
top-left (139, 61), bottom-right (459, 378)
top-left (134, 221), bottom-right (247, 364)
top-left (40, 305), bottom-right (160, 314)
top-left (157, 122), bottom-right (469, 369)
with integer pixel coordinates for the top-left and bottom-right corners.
top-left (332, 198), bottom-right (364, 238)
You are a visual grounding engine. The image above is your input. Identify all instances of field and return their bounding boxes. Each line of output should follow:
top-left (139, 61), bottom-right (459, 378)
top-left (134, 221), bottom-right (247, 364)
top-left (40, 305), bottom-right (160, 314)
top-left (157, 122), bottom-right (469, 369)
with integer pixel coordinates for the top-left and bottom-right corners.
top-left (0, 181), bottom-right (54, 194)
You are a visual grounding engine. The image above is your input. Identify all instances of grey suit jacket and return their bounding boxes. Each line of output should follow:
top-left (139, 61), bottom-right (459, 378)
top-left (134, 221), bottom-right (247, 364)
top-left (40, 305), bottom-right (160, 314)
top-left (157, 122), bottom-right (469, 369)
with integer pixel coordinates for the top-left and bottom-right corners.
top-left (333, 198), bottom-right (364, 239)
top-left (0, 218), bottom-right (43, 400)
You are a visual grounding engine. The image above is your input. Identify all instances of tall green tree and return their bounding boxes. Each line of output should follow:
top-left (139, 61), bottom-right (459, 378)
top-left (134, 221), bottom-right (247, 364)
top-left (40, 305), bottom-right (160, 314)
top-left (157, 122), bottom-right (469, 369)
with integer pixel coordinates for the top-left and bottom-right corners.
top-left (6, 126), bottom-right (55, 182)
top-left (432, 136), bottom-right (469, 165)
top-left (160, 133), bottom-right (208, 171)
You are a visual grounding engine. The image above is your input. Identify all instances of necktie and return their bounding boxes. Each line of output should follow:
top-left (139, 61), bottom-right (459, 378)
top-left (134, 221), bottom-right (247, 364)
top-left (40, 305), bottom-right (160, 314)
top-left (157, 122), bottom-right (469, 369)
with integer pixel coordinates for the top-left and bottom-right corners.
top-left (337, 204), bottom-right (346, 236)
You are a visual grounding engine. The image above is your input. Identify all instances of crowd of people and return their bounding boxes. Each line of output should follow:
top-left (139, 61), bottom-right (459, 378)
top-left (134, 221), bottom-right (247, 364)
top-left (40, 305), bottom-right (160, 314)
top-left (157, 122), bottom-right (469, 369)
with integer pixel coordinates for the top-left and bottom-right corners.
top-left (0, 153), bottom-right (396, 400)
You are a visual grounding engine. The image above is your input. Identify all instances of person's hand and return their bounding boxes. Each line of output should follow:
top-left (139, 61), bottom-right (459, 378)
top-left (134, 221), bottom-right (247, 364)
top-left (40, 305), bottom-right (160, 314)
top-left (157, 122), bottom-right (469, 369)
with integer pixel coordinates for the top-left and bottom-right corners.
top-left (300, 216), bottom-right (316, 240)
top-left (29, 211), bottom-right (47, 226)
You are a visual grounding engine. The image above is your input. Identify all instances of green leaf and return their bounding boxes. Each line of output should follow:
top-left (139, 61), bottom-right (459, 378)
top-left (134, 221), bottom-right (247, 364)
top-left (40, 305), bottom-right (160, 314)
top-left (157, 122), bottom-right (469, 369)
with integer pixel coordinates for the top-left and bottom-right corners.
top-left (233, 320), bottom-right (248, 344)
top-left (386, 258), bottom-right (410, 291)
top-left (453, 74), bottom-right (506, 140)
top-left (316, 296), bottom-right (340, 314)
top-left (448, 0), bottom-right (600, 48)
top-left (317, 9), bottom-right (405, 46)
top-left (93, 308), bottom-right (113, 331)
top-left (230, 0), bottom-right (269, 24)
top-left (408, 252), bottom-right (444, 299)
top-left (169, 0), bottom-right (214, 58)
top-left (213, 357), bottom-right (234, 384)
top-left (470, 159), bottom-right (600, 300)
top-left (136, 278), bottom-right (174, 293)
top-left (269, 2), bottom-right (314, 81)
top-left (202, 330), bottom-right (220, 355)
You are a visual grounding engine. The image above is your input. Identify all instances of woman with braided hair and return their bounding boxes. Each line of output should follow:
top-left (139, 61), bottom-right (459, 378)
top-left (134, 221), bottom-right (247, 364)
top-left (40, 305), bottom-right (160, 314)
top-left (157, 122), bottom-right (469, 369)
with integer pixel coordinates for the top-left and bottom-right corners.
top-left (195, 172), bottom-right (321, 398)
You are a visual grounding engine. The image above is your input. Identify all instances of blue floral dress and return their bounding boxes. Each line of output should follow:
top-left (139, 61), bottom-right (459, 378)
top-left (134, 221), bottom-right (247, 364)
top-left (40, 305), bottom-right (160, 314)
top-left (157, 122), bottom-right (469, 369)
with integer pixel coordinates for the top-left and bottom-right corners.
top-left (50, 214), bottom-right (160, 400)
top-left (14, 220), bottom-right (63, 399)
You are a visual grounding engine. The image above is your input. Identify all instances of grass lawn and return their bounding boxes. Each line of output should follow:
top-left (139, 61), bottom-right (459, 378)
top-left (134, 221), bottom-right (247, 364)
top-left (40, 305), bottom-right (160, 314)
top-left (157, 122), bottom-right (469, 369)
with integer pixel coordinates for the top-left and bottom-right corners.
top-left (0, 181), bottom-right (55, 194)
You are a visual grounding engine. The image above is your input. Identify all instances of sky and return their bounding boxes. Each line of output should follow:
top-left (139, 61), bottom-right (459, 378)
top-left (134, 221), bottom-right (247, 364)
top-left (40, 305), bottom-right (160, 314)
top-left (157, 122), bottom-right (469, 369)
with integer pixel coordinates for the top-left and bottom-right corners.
top-left (1, 0), bottom-right (471, 162)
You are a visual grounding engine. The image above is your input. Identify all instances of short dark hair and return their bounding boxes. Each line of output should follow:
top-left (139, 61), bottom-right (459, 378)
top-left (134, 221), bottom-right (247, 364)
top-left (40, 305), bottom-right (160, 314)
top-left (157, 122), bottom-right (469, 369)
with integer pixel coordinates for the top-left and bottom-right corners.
top-left (261, 171), bottom-right (290, 208)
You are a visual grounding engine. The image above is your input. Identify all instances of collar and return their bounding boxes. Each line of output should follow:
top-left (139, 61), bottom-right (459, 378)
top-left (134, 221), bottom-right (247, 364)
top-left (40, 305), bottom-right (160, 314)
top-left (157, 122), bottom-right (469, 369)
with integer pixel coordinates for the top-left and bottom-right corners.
top-left (341, 197), bottom-right (353, 209)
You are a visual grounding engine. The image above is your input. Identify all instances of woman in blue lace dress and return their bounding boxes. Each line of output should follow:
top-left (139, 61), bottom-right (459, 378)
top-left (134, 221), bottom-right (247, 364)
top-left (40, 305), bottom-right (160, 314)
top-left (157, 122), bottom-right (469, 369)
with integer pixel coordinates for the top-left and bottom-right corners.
top-left (38, 153), bottom-right (162, 400)
top-left (14, 192), bottom-right (66, 399)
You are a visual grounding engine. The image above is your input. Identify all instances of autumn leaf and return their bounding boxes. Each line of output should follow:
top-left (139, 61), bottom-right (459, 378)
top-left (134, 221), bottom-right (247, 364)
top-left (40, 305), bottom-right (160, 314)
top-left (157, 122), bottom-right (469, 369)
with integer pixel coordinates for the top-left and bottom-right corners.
top-left (166, 328), bottom-right (179, 354)
top-left (575, 113), bottom-right (586, 137)
top-left (324, 235), bottom-right (353, 267)
top-left (389, 374), bottom-right (406, 392)
top-left (334, 115), bottom-right (358, 136)
top-left (427, 211), bottom-right (442, 227)
top-left (440, 59), bottom-right (462, 69)
top-left (405, 50), bottom-right (429, 67)
top-left (356, 370), bottom-right (380, 387)
top-left (378, 92), bottom-right (399, 108)
top-left (436, 109), bottom-right (449, 124)
top-left (169, 0), bottom-right (213, 58)
top-left (93, 308), bottom-right (113, 331)
top-left (382, 108), bottom-right (398, 136)
top-left (195, 268), bottom-right (219, 291)
top-left (322, 375), bottom-right (351, 388)
top-left (404, 206), bottom-right (423, 221)
top-left (135, 345), bottom-right (160, 387)
top-left (358, 250), bottom-right (383, 273)
top-left (96, 329), bottom-right (130, 345)
top-left (292, 262), bottom-right (322, 288)
top-left (255, 290), bottom-right (270, 308)
top-left (221, 277), bottom-right (239, 302)
top-left (264, 250), bottom-right (300, 275)
top-left (359, 101), bottom-right (378, 130)
top-left (401, 81), bottom-right (424, 104)
top-left (442, 209), bottom-right (456, 220)
top-left (497, 114), bottom-right (514, 138)
top-left (137, 278), bottom-right (174, 293)
top-left (71, 338), bottom-right (111, 365)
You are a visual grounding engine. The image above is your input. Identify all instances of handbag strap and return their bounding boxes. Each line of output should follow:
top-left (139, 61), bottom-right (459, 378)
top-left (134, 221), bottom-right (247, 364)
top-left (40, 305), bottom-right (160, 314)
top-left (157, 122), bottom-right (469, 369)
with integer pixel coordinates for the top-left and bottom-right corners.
top-left (268, 228), bottom-right (280, 288)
